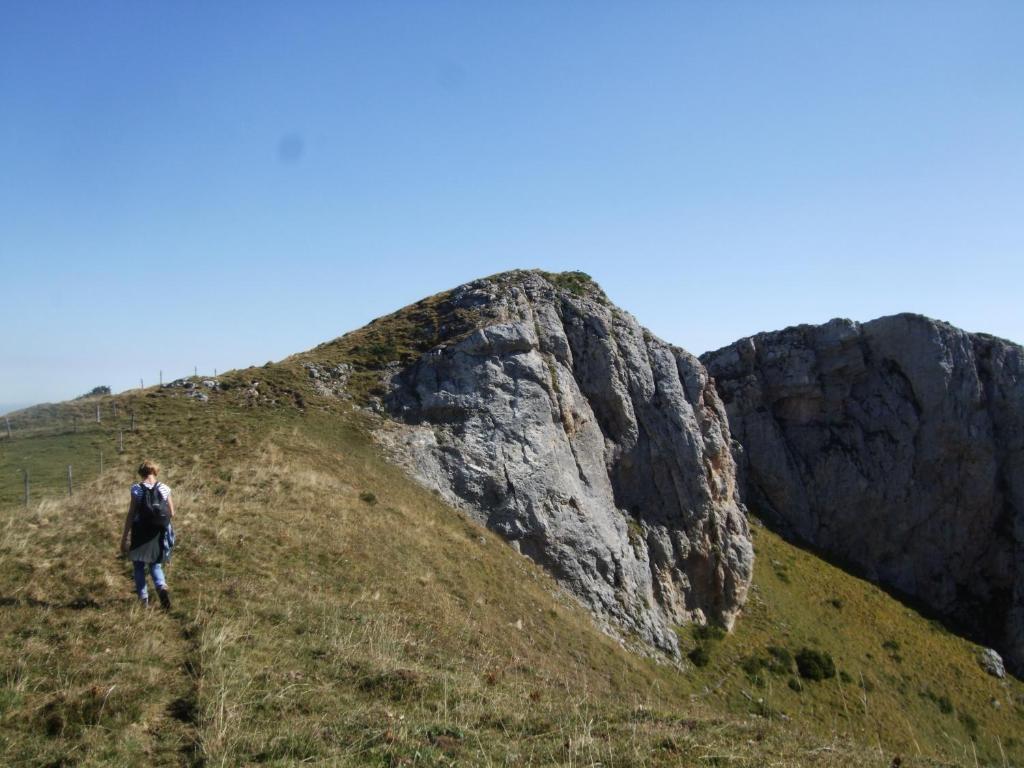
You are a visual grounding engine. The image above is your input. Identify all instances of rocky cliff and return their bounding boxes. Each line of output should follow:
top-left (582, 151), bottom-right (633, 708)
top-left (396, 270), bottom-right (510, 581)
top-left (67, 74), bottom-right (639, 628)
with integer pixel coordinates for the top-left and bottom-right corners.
top-left (702, 314), bottom-right (1024, 674)
top-left (376, 271), bottom-right (753, 653)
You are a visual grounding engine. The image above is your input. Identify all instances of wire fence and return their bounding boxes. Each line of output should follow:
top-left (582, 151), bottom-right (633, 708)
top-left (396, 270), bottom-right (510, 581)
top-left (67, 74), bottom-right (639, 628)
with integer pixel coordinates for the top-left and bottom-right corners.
top-left (0, 368), bottom-right (218, 508)
top-left (0, 409), bottom-right (135, 508)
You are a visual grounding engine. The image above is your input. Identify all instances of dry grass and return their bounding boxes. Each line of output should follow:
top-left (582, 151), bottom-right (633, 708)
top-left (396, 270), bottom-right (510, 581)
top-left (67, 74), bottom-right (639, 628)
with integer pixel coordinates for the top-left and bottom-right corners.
top-left (1, 369), bottom-right (1021, 766)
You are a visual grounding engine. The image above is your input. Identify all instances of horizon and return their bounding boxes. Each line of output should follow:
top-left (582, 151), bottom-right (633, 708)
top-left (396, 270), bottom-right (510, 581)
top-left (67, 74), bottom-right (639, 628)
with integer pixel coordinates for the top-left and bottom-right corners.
top-left (3, 2), bottom-right (1022, 405)
top-left (2, 270), bottom-right (1018, 416)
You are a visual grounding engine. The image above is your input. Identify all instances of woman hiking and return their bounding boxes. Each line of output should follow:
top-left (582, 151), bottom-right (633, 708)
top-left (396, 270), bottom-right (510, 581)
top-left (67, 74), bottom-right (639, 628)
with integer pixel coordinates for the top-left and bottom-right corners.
top-left (120, 460), bottom-right (175, 609)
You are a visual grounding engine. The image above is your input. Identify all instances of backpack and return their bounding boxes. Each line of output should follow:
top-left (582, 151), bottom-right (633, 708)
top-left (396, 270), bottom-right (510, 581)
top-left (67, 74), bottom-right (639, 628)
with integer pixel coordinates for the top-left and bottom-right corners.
top-left (139, 483), bottom-right (171, 529)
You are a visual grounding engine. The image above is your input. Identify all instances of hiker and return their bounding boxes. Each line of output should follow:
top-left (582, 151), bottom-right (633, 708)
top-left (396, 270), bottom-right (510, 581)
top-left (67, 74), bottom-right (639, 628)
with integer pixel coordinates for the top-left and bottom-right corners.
top-left (120, 459), bottom-right (175, 609)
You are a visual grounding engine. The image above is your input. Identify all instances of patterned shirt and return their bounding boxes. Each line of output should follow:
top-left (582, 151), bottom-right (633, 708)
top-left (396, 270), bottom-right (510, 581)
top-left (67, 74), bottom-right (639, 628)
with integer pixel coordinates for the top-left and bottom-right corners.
top-left (131, 481), bottom-right (171, 506)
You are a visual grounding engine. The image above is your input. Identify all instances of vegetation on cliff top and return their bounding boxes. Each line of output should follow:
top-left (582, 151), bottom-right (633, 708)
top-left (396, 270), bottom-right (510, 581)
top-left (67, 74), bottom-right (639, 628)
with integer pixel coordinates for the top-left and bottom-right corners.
top-left (290, 270), bottom-right (605, 402)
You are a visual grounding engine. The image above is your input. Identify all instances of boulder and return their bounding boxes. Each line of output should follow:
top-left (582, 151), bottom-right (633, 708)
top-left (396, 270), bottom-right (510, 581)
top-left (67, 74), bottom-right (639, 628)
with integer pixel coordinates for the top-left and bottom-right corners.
top-left (979, 648), bottom-right (1006, 679)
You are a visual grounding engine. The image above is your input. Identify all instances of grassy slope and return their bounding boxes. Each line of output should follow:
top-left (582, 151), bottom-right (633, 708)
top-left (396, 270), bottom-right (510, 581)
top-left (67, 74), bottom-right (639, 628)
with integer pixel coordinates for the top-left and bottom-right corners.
top-left (677, 523), bottom-right (1024, 766)
top-left (2, 301), bottom-right (1023, 766)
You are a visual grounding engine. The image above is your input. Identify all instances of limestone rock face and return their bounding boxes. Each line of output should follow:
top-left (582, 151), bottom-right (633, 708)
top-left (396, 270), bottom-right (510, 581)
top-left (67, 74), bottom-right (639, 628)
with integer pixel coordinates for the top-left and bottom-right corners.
top-left (702, 314), bottom-right (1024, 674)
top-left (382, 271), bottom-right (753, 653)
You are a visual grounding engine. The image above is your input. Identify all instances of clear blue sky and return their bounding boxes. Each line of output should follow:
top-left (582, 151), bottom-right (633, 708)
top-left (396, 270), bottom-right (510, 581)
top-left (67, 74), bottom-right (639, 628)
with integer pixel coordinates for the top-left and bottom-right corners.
top-left (2, 2), bottom-right (1022, 410)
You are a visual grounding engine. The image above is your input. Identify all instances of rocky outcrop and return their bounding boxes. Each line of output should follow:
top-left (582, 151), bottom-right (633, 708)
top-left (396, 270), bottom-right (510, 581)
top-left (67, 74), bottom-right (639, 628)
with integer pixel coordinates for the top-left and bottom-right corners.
top-left (702, 314), bottom-right (1024, 674)
top-left (380, 271), bottom-right (753, 653)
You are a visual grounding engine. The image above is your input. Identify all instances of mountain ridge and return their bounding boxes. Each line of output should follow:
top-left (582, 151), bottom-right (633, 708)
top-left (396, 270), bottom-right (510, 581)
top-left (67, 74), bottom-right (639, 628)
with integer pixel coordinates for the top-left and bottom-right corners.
top-left (3, 269), bottom-right (1024, 765)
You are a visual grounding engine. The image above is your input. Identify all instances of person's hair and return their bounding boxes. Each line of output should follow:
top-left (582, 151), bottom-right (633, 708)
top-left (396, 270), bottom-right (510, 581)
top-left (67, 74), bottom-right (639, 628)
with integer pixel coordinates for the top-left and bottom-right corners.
top-left (137, 460), bottom-right (160, 479)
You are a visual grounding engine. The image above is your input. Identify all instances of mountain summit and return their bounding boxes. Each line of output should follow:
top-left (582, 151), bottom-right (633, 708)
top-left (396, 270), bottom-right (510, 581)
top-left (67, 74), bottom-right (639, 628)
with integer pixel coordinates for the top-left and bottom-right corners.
top-left (321, 270), bottom-right (755, 653)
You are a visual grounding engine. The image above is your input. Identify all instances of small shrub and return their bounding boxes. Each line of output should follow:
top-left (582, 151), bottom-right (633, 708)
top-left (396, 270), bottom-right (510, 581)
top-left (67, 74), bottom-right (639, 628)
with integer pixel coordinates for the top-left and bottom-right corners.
top-left (359, 491), bottom-right (377, 506)
top-left (540, 270), bottom-right (596, 297)
top-left (827, 597), bottom-right (843, 609)
top-left (795, 648), bottom-right (836, 681)
top-left (741, 656), bottom-right (766, 677)
top-left (766, 645), bottom-right (794, 674)
top-left (626, 518), bottom-right (644, 554)
top-left (427, 726), bottom-right (465, 751)
top-left (839, 670), bottom-right (853, 684)
top-left (920, 687), bottom-right (955, 716)
top-left (688, 646), bottom-right (711, 667)
top-left (365, 341), bottom-right (398, 362)
top-left (958, 711), bottom-right (979, 739)
top-left (76, 385), bottom-right (111, 399)
top-left (882, 639), bottom-right (903, 663)
top-left (693, 624), bottom-right (726, 643)
top-left (738, 656), bottom-right (771, 687)
top-left (787, 677), bottom-right (803, 693)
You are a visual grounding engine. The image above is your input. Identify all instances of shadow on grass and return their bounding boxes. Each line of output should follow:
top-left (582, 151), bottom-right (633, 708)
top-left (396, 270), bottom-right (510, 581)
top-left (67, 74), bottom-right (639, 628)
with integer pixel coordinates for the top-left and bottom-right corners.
top-left (750, 510), bottom-right (1022, 681)
top-left (0, 595), bottom-right (108, 610)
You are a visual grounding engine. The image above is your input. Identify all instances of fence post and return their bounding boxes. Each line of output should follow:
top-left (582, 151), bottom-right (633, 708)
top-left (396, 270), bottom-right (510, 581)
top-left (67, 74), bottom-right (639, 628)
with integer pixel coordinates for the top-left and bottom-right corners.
top-left (130, 410), bottom-right (135, 432)
top-left (100, 451), bottom-right (104, 475)
top-left (119, 430), bottom-right (124, 453)
top-left (160, 370), bottom-right (163, 386)
top-left (67, 465), bottom-right (73, 496)
top-left (194, 365), bottom-right (197, 378)
top-left (113, 402), bottom-right (118, 419)
top-left (5, 416), bottom-right (10, 439)
top-left (96, 403), bottom-right (101, 423)
top-left (23, 469), bottom-right (29, 508)
top-left (140, 378), bottom-right (144, 390)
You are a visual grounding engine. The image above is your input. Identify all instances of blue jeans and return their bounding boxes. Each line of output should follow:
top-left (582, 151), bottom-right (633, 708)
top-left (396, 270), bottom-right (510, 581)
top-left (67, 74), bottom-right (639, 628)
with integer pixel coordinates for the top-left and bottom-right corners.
top-left (133, 561), bottom-right (167, 601)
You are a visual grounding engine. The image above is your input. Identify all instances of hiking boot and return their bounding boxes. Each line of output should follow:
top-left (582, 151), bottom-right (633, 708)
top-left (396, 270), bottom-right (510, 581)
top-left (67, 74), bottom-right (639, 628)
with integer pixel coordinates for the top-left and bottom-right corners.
top-left (157, 588), bottom-right (172, 610)
top-left (140, 597), bottom-right (149, 608)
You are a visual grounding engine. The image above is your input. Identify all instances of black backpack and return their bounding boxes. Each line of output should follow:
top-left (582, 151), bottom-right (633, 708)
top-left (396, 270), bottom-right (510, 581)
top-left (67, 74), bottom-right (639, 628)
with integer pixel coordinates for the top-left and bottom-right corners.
top-left (139, 483), bottom-right (171, 529)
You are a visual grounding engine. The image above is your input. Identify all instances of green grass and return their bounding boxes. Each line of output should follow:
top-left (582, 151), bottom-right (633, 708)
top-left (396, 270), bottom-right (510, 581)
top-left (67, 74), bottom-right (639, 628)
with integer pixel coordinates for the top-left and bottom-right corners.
top-left (535, 270), bottom-right (603, 299)
top-left (296, 286), bottom-right (483, 402)
top-left (2, 304), bottom-right (1024, 765)
top-left (674, 522), bottom-right (1024, 766)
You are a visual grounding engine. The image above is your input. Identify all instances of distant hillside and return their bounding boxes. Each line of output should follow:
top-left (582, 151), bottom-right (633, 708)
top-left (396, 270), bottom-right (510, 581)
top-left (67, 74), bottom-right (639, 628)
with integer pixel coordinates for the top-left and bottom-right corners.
top-left (0, 402), bottom-right (33, 417)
